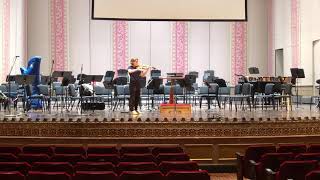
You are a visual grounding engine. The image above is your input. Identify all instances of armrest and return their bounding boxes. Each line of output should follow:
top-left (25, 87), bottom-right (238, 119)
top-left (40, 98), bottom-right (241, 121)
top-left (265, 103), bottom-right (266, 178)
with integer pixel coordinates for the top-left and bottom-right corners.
top-left (236, 152), bottom-right (244, 180)
top-left (265, 168), bottom-right (276, 180)
top-left (247, 160), bottom-right (259, 179)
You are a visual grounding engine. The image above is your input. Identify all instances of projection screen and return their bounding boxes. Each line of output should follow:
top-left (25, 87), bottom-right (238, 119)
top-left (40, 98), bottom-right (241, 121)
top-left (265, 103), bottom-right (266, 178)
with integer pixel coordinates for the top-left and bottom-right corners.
top-left (92, 0), bottom-right (247, 21)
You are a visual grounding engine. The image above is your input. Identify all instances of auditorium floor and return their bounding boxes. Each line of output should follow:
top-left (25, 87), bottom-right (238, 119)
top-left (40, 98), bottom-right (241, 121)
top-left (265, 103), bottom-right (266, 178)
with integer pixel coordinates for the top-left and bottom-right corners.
top-left (209, 173), bottom-right (236, 180)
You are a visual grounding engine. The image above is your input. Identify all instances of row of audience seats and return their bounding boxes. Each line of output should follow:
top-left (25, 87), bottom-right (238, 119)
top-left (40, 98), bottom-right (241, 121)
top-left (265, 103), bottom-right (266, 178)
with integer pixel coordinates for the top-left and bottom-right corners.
top-left (236, 144), bottom-right (320, 180)
top-left (0, 145), bottom-right (210, 180)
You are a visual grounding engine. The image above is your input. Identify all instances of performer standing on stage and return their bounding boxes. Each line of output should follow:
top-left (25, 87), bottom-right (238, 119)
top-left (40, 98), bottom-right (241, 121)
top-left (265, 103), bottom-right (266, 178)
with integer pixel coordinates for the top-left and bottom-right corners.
top-left (128, 58), bottom-right (150, 115)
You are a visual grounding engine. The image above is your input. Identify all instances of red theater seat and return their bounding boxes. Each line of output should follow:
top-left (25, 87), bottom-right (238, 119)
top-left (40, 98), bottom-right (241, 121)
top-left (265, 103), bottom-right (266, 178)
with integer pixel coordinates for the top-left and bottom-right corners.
top-left (252, 153), bottom-right (294, 180)
top-left (86, 154), bottom-right (119, 164)
top-left (0, 171), bottom-right (25, 180)
top-left (0, 153), bottom-right (18, 162)
top-left (32, 162), bottom-right (74, 175)
top-left (121, 153), bottom-right (155, 162)
top-left (308, 144), bottom-right (320, 153)
top-left (22, 145), bottom-right (54, 156)
top-left (120, 146), bottom-right (151, 155)
top-left (277, 144), bottom-right (307, 155)
top-left (87, 146), bottom-right (118, 155)
top-left (152, 146), bottom-right (184, 156)
top-left (159, 161), bottom-right (199, 174)
top-left (119, 170), bottom-right (164, 180)
top-left (54, 146), bottom-right (86, 156)
top-left (74, 162), bottom-right (115, 172)
top-left (27, 171), bottom-right (71, 180)
top-left (266, 160), bottom-right (318, 180)
top-left (0, 162), bottom-right (31, 175)
top-left (306, 170), bottom-right (320, 180)
top-left (236, 145), bottom-right (276, 180)
top-left (0, 146), bottom-right (22, 155)
top-left (74, 171), bottom-right (118, 180)
top-left (52, 154), bottom-right (85, 164)
top-left (156, 153), bottom-right (190, 164)
top-left (166, 170), bottom-right (210, 180)
top-left (295, 153), bottom-right (320, 161)
top-left (18, 154), bottom-right (50, 164)
top-left (117, 162), bottom-right (159, 174)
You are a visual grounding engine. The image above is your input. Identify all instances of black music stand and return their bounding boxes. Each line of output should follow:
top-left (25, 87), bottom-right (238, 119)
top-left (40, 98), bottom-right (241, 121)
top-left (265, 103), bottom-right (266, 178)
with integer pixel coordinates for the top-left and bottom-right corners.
top-left (82, 75), bottom-right (103, 112)
top-left (5, 75), bottom-right (16, 114)
top-left (14, 75), bottom-right (36, 113)
top-left (52, 71), bottom-right (72, 112)
top-left (291, 68), bottom-right (305, 108)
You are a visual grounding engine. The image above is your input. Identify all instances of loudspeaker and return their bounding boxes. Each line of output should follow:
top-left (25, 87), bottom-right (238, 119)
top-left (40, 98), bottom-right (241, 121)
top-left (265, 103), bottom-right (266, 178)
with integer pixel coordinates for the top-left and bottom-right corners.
top-left (81, 102), bottom-right (105, 110)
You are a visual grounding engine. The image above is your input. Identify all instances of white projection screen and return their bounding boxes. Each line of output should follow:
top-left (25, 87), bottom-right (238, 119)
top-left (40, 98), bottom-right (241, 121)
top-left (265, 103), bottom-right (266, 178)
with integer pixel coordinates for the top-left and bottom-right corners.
top-left (92, 0), bottom-right (247, 21)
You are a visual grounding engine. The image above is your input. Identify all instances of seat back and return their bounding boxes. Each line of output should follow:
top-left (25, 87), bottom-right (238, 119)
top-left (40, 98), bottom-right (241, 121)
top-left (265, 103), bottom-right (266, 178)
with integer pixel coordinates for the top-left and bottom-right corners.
top-left (86, 154), bottom-right (119, 165)
top-left (156, 153), bottom-right (190, 164)
top-left (52, 154), bottom-right (85, 164)
top-left (27, 171), bottom-right (71, 180)
top-left (87, 146), bottom-right (118, 155)
top-left (308, 144), bottom-right (320, 153)
top-left (54, 146), bottom-right (86, 155)
top-left (166, 170), bottom-right (210, 180)
top-left (295, 153), bottom-right (320, 161)
top-left (120, 146), bottom-right (150, 155)
top-left (152, 146), bottom-right (184, 156)
top-left (74, 171), bottom-right (118, 180)
top-left (277, 144), bottom-right (307, 155)
top-left (242, 83), bottom-right (252, 95)
top-left (0, 162), bottom-right (31, 175)
top-left (18, 154), bottom-right (51, 164)
top-left (234, 84), bottom-right (242, 95)
top-left (117, 162), bottom-right (158, 174)
top-left (74, 162), bottom-right (115, 172)
top-left (306, 170), bottom-right (320, 180)
top-left (22, 145), bottom-right (54, 156)
top-left (32, 162), bottom-right (74, 175)
top-left (0, 171), bottom-right (25, 180)
top-left (0, 153), bottom-right (18, 162)
top-left (0, 146), bottom-right (22, 155)
top-left (264, 83), bottom-right (274, 95)
top-left (159, 161), bottom-right (199, 174)
top-left (277, 160), bottom-right (318, 180)
top-left (119, 170), bottom-right (164, 180)
top-left (121, 153), bottom-right (155, 162)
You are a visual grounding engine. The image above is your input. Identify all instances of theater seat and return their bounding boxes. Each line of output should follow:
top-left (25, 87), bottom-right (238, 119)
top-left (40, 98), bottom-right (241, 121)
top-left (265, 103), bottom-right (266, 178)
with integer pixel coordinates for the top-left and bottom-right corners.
top-left (236, 145), bottom-right (276, 180)
top-left (121, 153), bottom-right (155, 162)
top-left (307, 144), bottom-right (320, 153)
top-left (18, 153), bottom-right (50, 164)
top-left (166, 170), bottom-right (210, 180)
top-left (0, 153), bottom-right (18, 162)
top-left (159, 161), bottom-right (199, 174)
top-left (32, 162), bottom-right (73, 175)
top-left (54, 146), bottom-right (86, 156)
top-left (87, 146), bottom-right (118, 155)
top-left (295, 153), bottom-right (320, 161)
top-left (119, 170), bottom-right (164, 180)
top-left (52, 154), bottom-right (85, 164)
top-left (277, 144), bottom-right (307, 155)
top-left (86, 154), bottom-right (119, 164)
top-left (22, 145), bottom-right (54, 156)
top-left (74, 162), bottom-right (115, 172)
top-left (27, 171), bottom-right (71, 180)
top-left (117, 162), bottom-right (159, 175)
top-left (0, 162), bottom-right (31, 175)
top-left (0, 171), bottom-right (25, 180)
top-left (0, 146), bottom-right (22, 155)
top-left (74, 171), bottom-right (118, 180)
top-left (266, 160), bottom-right (318, 180)
top-left (251, 153), bottom-right (294, 180)
top-left (120, 146), bottom-right (151, 155)
top-left (305, 170), bottom-right (320, 180)
top-left (156, 153), bottom-right (190, 164)
top-left (152, 146), bottom-right (184, 156)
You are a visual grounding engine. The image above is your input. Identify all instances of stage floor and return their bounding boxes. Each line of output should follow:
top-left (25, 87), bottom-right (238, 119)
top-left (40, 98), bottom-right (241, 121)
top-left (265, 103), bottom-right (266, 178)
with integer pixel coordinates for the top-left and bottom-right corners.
top-left (1, 104), bottom-right (319, 122)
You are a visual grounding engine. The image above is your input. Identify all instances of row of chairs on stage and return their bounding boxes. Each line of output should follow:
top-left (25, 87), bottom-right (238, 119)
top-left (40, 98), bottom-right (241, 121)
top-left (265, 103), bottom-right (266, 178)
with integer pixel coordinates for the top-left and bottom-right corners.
top-left (0, 81), bottom-right (295, 112)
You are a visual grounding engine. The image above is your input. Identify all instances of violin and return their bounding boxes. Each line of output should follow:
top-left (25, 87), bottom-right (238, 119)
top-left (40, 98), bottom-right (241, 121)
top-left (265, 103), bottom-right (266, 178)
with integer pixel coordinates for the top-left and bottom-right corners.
top-left (137, 64), bottom-right (156, 70)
